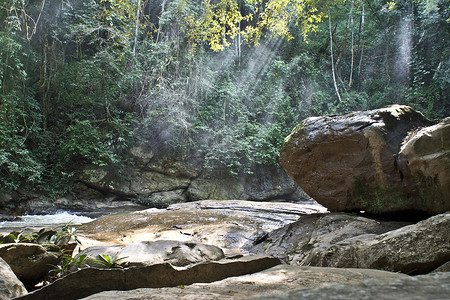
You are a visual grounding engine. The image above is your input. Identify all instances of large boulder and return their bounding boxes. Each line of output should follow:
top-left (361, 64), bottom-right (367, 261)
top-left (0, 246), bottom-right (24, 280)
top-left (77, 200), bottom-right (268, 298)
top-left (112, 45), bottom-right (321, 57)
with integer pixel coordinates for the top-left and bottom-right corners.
top-left (0, 257), bottom-right (27, 299)
top-left (280, 105), bottom-right (447, 215)
top-left (0, 243), bottom-right (62, 285)
top-left (398, 117), bottom-right (450, 213)
top-left (249, 212), bottom-right (409, 264)
top-left (303, 213), bottom-right (450, 274)
top-left (76, 240), bottom-right (225, 268)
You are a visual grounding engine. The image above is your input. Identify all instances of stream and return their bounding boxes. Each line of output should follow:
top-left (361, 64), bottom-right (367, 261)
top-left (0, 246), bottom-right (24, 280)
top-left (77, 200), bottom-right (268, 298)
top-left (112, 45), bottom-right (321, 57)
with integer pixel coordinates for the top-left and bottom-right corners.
top-left (0, 211), bottom-right (95, 235)
top-left (0, 206), bottom-right (147, 235)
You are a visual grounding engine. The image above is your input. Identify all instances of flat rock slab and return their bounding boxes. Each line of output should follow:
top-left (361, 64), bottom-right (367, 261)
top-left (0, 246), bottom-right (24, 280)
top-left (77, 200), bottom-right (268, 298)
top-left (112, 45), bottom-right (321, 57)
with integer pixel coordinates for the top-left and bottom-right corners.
top-left (78, 240), bottom-right (225, 267)
top-left (303, 212), bottom-right (450, 275)
top-left (251, 272), bottom-right (450, 300)
top-left (79, 265), bottom-right (409, 299)
top-left (76, 200), bottom-right (327, 253)
top-left (16, 255), bottom-right (280, 300)
top-left (250, 212), bottom-right (410, 264)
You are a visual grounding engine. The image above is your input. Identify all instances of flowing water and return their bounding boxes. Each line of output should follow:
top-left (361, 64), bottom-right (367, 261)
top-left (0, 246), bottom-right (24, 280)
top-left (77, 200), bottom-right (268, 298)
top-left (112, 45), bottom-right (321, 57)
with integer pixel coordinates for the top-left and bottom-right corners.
top-left (0, 211), bottom-right (95, 235)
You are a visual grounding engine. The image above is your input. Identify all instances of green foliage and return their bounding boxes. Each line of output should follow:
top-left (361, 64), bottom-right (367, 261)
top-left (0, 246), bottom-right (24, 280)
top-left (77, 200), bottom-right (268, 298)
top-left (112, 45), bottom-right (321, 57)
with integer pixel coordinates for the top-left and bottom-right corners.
top-left (7, 232), bottom-right (38, 243)
top-left (50, 254), bottom-right (90, 279)
top-left (171, 0), bottom-right (331, 51)
top-left (63, 120), bottom-right (115, 166)
top-left (94, 253), bottom-right (128, 268)
top-left (49, 227), bottom-right (81, 246)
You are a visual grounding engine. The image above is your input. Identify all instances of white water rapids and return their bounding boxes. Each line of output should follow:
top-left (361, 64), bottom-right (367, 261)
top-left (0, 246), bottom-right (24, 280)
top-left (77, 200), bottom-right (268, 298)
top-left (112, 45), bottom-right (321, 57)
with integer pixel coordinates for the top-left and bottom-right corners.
top-left (0, 212), bottom-right (95, 234)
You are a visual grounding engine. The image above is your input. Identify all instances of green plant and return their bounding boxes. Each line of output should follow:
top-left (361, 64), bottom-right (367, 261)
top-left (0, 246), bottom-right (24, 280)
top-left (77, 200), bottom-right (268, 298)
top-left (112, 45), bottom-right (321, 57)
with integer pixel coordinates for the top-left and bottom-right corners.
top-left (49, 227), bottom-right (81, 246)
top-left (8, 232), bottom-right (37, 243)
top-left (94, 253), bottom-right (128, 268)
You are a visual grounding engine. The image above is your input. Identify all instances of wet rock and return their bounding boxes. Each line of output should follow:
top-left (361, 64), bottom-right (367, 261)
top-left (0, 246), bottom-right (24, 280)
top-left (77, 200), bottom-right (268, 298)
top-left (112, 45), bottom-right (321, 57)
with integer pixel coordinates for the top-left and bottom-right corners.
top-left (16, 255), bottom-right (281, 300)
top-left (251, 271), bottom-right (450, 300)
top-left (280, 105), bottom-right (438, 214)
top-left (250, 212), bottom-right (409, 264)
top-left (0, 257), bottom-right (27, 299)
top-left (0, 243), bottom-right (62, 285)
top-left (398, 117), bottom-right (450, 214)
top-left (76, 240), bottom-right (225, 268)
top-left (304, 213), bottom-right (450, 275)
top-left (0, 215), bottom-right (21, 222)
top-left (76, 200), bottom-right (327, 253)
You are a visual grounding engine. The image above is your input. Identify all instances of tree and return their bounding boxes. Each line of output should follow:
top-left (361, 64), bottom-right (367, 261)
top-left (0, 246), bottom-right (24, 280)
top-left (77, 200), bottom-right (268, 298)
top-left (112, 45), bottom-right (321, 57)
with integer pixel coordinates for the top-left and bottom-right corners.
top-left (169, 0), bottom-right (339, 52)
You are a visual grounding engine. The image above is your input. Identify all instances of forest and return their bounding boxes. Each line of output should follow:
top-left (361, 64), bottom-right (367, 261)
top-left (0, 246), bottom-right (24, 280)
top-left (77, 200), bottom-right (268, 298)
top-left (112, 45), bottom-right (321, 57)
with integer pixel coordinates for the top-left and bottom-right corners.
top-left (0, 0), bottom-right (449, 197)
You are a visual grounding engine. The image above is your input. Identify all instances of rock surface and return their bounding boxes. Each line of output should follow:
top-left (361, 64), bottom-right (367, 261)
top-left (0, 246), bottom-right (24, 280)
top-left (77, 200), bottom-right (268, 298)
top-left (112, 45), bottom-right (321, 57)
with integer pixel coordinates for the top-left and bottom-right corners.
top-left (280, 105), bottom-right (444, 214)
top-left (77, 155), bottom-right (310, 208)
top-left (250, 212), bottom-right (410, 264)
top-left (0, 257), bottom-right (27, 299)
top-left (79, 265), bottom-right (409, 299)
top-left (0, 243), bottom-right (62, 285)
top-left (303, 212), bottom-right (450, 274)
top-left (251, 271), bottom-right (450, 300)
top-left (398, 117), bottom-right (450, 213)
top-left (77, 240), bottom-right (225, 268)
top-left (16, 255), bottom-right (281, 300)
top-left (1, 167), bottom-right (313, 216)
top-left (76, 200), bottom-right (327, 253)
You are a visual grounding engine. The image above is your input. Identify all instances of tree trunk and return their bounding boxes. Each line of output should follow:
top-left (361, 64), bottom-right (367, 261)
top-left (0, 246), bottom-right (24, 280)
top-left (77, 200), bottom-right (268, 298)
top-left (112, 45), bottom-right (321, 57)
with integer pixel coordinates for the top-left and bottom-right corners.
top-left (133, 0), bottom-right (141, 56)
top-left (329, 11), bottom-right (342, 103)
top-left (349, 1), bottom-right (355, 88)
top-left (156, 0), bottom-right (167, 43)
top-left (357, 4), bottom-right (365, 91)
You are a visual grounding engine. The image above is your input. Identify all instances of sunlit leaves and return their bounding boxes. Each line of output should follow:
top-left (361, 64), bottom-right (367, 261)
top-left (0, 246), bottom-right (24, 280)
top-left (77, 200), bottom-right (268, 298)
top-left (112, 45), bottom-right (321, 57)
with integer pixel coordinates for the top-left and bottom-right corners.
top-left (171, 0), bottom-right (329, 52)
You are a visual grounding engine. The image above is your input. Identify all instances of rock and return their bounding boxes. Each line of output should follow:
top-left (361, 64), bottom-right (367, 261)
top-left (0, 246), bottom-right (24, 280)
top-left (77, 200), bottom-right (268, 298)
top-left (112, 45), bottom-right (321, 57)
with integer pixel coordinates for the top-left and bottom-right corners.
top-left (76, 240), bottom-right (225, 268)
top-left (0, 243), bottom-right (62, 285)
top-left (186, 178), bottom-right (246, 201)
top-left (0, 257), bottom-right (27, 299)
top-left (129, 171), bottom-right (191, 196)
top-left (249, 212), bottom-right (409, 264)
top-left (241, 167), bottom-right (308, 202)
top-left (129, 145), bottom-right (154, 166)
top-left (187, 167), bottom-right (311, 203)
top-left (76, 200), bottom-right (327, 253)
top-left (80, 166), bottom-right (192, 198)
top-left (304, 213), bottom-right (450, 274)
top-left (144, 156), bottom-right (201, 178)
top-left (398, 117), bottom-right (450, 214)
top-left (79, 265), bottom-right (409, 300)
top-left (137, 189), bottom-right (187, 208)
top-left (15, 255), bottom-right (281, 300)
top-left (0, 215), bottom-right (21, 222)
top-left (280, 105), bottom-right (438, 214)
top-left (251, 271), bottom-right (450, 300)
top-left (432, 261), bottom-right (450, 273)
